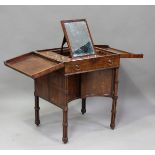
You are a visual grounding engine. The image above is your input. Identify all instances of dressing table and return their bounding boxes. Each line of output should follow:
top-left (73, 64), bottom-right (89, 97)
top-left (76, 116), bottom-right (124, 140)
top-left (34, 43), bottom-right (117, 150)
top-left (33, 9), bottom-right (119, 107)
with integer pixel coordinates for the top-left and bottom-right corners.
top-left (4, 19), bottom-right (143, 143)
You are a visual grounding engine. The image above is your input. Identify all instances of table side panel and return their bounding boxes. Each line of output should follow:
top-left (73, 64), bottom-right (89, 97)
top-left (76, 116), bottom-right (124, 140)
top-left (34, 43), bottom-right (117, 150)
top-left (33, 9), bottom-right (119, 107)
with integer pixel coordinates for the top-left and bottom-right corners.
top-left (67, 74), bottom-right (81, 102)
top-left (35, 70), bottom-right (66, 108)
top-left (35, 69), bottom-right (81, 109)
top-left (81, 69), bottom-right (113, 98)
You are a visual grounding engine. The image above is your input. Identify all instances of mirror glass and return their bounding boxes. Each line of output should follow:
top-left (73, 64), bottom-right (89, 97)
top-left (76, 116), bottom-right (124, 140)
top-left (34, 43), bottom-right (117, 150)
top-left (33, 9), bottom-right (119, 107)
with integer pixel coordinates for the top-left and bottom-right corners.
top-left (63, 20), bottom-right (95, 57)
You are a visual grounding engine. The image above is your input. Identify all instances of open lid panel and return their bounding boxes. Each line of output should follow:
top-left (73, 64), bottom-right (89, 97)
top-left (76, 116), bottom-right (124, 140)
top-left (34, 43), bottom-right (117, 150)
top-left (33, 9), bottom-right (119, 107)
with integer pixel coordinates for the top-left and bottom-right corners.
top-left (95, 45), bottom-right (143, 58)
top-left (61, 19), bottom-right (96, 58)
top-left (4, 52), bottom-right (64, 79)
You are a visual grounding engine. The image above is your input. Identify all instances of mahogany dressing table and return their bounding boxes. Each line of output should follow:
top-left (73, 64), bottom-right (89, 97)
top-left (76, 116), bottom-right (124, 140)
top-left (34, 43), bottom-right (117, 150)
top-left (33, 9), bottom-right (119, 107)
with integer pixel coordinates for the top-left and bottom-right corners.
top-left (4, 19), bottom-right (143, 143)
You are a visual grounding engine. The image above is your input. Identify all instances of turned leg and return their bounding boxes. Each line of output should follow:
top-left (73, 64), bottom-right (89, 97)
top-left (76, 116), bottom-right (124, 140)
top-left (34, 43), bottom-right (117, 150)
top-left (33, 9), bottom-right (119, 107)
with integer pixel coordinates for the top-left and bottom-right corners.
top-left (62, 107), bottom-right (68, 144)
top-left (110, 68), bottom-right (119, 129)
top-left (110, 96), bottom-right (118, 129)
top-left (81, 98), bottom-right (86, 114)
top-left (34, 95), bottom-right (40, 126)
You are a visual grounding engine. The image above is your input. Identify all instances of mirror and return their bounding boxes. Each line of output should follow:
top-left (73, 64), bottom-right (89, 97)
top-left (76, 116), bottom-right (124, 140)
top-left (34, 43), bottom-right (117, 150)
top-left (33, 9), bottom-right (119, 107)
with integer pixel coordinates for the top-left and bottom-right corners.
top-left (61, 19), bottom-right (95, 57)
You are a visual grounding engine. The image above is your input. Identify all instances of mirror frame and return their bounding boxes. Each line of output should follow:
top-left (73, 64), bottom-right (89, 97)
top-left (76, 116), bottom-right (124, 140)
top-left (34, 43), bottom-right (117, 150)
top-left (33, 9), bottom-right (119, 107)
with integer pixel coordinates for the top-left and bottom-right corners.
top-left (61, 19), bottom-right (96, 58)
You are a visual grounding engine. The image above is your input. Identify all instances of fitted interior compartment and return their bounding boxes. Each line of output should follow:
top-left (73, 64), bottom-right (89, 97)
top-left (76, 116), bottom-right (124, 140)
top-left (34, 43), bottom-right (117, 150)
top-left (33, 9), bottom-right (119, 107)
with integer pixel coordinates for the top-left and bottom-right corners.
top-left (37, 45), bottom-right (116, 61)
top-left (95, 45), bottom-right (143, 58)
top-left (37, 43), bottom-right (143, 60)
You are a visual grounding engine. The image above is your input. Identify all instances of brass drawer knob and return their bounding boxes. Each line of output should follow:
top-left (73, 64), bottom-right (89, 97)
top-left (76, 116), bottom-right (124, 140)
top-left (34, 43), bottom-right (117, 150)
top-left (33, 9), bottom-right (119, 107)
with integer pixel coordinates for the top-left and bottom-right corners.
top-left (107, 59), bottom-right (112, 65)
top-left (75, 64), bottom-right (80, 71)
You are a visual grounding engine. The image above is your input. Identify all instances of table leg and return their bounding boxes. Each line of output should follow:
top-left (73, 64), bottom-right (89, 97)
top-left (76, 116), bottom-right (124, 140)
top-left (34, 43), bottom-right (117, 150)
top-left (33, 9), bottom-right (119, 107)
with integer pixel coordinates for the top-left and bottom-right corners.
top-left (110, 96), bottom-right (118, 129)
top-left (34, 95), bottom-right (40, 126)
top-left (62, 107), bottom-right (68, 144)
top-left (81, 98), bottom-right (86, 114)
top-left (110, 68), bottom-right (119, 129)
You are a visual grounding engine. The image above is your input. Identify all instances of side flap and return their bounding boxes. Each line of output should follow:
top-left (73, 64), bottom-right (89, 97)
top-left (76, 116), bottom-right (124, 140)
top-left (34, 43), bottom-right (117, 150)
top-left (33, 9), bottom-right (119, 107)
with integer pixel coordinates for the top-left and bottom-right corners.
top-left (95, 45), bottom-right (143, 58)
top-left (4, 52), bottom-right (64, 79)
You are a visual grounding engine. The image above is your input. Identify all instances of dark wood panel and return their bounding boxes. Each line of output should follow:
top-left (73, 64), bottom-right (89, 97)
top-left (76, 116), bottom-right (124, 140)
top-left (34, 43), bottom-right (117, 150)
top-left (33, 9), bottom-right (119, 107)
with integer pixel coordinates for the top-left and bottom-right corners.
top-left (35, 69), bottom-right (81, 109)
top-left (81, 69), bottom-right (113, 98)
top-left (67, 74), bottom-right (81, 102)
top-left (35, 75), bottom-right (49, 100)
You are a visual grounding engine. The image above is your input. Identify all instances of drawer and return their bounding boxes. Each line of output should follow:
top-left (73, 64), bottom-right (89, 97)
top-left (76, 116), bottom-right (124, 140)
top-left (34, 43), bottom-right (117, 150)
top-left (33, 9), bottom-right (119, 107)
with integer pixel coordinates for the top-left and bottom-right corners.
top-left (65, 55), bottom-right (120, 75)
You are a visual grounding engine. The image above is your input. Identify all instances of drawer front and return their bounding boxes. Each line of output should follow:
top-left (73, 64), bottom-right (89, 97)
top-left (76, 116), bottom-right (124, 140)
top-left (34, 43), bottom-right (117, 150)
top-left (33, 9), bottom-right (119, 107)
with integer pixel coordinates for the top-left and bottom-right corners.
top-left (65, 55), bottom-right (120, 75)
